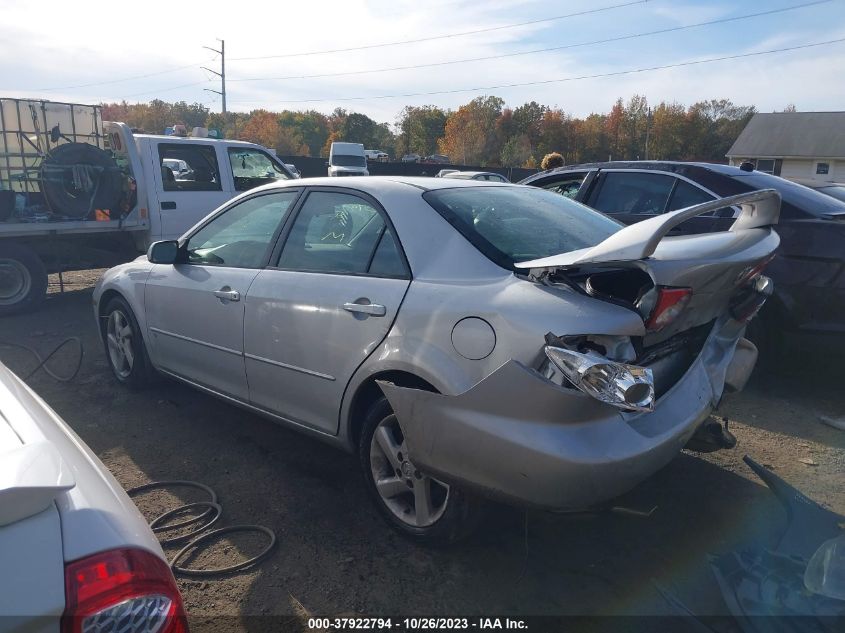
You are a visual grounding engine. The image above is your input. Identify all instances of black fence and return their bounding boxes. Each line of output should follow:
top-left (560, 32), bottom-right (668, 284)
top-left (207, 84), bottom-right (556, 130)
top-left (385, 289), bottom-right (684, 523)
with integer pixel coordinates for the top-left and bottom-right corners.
top-left (278, 155), bottom-right (538, 183)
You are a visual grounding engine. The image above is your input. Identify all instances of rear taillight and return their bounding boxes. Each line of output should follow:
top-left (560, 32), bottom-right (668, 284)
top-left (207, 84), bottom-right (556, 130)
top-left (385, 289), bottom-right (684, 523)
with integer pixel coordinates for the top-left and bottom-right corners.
top-left (62, 548), bottom-right (188, 633)
top-left (731, 275), bottom-right (773, 323)
top-left (645, 287), bottom-right (693, 331)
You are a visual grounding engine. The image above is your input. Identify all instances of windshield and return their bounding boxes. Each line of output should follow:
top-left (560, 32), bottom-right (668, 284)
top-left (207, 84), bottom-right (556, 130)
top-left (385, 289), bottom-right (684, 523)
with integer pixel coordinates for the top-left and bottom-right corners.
top-left (732, 173), bottom-right (845, 217)
top-left (423, 186), bottom-right (621, 269)
top-left (332, 154), bottom-right (366, 167)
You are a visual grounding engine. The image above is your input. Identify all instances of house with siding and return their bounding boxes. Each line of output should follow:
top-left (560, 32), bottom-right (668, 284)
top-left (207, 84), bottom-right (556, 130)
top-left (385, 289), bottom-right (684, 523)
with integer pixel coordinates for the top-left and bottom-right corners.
top-left (726, 112), bottom-right (845, 182)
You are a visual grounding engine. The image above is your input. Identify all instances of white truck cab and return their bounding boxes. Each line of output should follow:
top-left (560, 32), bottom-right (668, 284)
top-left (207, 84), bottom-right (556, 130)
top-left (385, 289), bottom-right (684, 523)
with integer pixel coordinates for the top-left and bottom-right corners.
top-left (328, 142), bottom-right (369, 177)
top-left (0, 98), bottom-right (295, 315)
top-left (120, 126), bottom-right (295, 242)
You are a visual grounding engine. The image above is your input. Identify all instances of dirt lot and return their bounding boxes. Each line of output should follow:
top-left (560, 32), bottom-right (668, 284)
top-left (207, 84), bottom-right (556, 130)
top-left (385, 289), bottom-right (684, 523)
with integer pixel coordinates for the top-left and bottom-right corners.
top-left (2, 271), bottom-right (843, 629)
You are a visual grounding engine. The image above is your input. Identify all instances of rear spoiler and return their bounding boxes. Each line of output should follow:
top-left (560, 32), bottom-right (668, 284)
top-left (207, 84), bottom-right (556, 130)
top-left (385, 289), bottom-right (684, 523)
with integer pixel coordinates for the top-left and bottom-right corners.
top-left (517, 189), bottom-right (781, 269)
top-left (0, 441), bottom-right (75, 526)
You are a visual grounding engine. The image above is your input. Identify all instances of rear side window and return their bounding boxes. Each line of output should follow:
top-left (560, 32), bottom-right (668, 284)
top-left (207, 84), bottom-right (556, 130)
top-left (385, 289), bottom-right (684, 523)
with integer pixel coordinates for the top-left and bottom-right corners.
top-left (276, 191), bottom-right (408, 277)
top-left (158, 144), bottom-right (221, 192)
top-left (668, 180), bottom-right (714, 210)
top-left (591, 172), bottom-right (674, 215)
top-left (423, 186), bottom-right (620, 269)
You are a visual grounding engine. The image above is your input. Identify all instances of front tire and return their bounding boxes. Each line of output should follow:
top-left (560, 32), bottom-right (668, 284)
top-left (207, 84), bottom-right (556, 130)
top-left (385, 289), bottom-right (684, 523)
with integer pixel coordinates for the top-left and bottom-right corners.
top-left (102, 296), bottom-right (152, 387)
top-left (359, 397), bottom-right (483, 544)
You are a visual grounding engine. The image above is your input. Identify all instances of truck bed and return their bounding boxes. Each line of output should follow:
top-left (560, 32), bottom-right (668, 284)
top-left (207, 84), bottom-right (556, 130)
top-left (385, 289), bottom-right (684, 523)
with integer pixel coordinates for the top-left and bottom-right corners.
top-left (0, 216), bottom-right (147, 237)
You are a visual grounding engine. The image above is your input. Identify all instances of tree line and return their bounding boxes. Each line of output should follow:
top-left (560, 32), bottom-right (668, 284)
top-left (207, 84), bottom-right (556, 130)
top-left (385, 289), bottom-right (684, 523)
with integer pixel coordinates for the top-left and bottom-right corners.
top-left (100, 95), bottom-right (758, 167)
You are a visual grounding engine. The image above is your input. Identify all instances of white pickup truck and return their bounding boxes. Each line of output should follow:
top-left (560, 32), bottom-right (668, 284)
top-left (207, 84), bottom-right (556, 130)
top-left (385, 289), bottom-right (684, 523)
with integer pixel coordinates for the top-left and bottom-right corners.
top-left (0, 98), bottom-right (294, 315)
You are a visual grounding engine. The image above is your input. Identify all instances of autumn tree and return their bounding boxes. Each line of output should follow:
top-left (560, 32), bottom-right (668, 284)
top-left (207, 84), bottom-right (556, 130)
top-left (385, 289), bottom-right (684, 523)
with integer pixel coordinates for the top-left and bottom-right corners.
top-left (396, 106), bottom-right (448, 157)
top-left (237, 110), bottom-right (281, 149)
top-left (439, 95), bottom-right (504, 165)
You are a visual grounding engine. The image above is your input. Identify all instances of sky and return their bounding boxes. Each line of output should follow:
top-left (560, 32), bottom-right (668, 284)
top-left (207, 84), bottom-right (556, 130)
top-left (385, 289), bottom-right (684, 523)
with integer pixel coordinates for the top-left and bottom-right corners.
top-left (2, 0), bottom-right (845, 125)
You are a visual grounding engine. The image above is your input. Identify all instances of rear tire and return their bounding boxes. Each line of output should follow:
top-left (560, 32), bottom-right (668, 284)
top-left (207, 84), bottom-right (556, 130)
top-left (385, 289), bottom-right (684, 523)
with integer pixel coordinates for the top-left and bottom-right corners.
top-left (0, 243), bottom-right (47, 316)
top-left (358, 396), bottom-right (483, 544)
top-left (102, 296), bottom-right (152, 387)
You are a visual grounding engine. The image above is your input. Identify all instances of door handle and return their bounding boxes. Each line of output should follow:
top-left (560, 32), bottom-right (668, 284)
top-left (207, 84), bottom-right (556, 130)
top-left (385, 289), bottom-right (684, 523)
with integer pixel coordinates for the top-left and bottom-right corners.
top-left (343, 301), bottom-right (386, 317)
top-left (213, 287), bottom-right (240, 302)
top-left (161, 201), bottom-right (177, 210)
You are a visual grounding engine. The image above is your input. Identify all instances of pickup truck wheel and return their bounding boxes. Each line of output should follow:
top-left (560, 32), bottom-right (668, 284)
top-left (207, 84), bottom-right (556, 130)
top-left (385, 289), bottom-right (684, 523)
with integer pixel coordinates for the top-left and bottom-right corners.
top-left (359, 397), bottom-right (483, 544)
top-left (102, 297), bottom-right (152, 387)
top-left (0, 244), bottom-right (47, 316)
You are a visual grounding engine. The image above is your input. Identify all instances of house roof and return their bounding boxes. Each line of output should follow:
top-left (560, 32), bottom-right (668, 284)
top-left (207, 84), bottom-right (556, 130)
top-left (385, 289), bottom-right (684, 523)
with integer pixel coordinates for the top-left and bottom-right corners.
top-left (726, 112), bottom-right (845, 158)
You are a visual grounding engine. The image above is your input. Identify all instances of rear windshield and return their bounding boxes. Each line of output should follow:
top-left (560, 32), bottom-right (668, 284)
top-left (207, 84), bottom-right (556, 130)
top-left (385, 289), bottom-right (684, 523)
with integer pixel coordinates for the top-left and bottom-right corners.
top-left (817, 185), bottom-right (845, 203)
top-left (731, 173), bottom-right (845, 217)
top-left (423, 186), bottom-right (621, 269)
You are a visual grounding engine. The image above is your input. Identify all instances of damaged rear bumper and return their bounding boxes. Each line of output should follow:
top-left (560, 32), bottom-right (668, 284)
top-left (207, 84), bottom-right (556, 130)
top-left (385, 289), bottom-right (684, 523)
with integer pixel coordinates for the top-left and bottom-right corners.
top-left (378, 317), bottom-right (754, 510)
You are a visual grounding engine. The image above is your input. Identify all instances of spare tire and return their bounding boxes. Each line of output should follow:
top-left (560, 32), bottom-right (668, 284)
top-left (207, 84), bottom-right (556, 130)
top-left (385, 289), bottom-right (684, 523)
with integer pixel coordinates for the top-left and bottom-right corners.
top-left (40, 143), bottom-right (123, 219)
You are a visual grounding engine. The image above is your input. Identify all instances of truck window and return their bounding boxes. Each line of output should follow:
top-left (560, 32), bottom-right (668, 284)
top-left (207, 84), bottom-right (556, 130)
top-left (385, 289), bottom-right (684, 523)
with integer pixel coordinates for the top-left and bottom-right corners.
top-left (158, 144), bottom-right (221, 192)
top-left (228, 147), bottom-right (291, 192)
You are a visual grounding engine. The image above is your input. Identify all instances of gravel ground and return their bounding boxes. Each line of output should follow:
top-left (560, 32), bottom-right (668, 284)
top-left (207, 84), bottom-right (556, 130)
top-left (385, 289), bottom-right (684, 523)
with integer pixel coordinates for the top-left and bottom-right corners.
top-left (3, 271), bottom-right (843, 631)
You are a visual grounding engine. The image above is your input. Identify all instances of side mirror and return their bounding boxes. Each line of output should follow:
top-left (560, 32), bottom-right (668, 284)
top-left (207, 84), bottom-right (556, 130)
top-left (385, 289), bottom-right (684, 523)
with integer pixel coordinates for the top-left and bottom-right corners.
top-left (147, 240), bottom-right (179, 264)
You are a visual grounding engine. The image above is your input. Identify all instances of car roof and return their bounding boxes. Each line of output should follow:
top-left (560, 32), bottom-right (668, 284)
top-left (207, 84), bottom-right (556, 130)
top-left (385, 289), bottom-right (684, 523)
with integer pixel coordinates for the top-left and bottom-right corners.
top-left (442, 171), bottom-right (499, 177)
top-left (250, 175), bottom-right (515, 195)
top-left (525, 160), bottom-right (746, 179)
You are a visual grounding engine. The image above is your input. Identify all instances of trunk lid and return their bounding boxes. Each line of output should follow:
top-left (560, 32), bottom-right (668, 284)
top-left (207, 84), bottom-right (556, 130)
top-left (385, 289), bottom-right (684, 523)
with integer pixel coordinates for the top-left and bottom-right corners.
top-left (516, 190), bottom-right (781, 342)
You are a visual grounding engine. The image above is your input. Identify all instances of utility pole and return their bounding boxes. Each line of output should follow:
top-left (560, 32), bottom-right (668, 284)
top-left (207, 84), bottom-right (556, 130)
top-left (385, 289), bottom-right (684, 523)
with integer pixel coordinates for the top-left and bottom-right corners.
top-left (202, 39), bottom-right (226, 114)
top-left (644, 106), bottom-right (652, 160)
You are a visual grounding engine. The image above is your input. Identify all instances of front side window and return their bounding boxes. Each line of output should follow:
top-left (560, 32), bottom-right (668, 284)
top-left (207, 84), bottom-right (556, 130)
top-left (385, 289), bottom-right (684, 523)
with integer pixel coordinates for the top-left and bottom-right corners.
top-left (229, 147), bottom-right (291, 192)
top-left (158, 144), bottom-right (221, 192)
top-left (423, 186), bottom-right (620, 269)
top-left (591, 172), bottom-right (675, 215)
top-left (542, 174), bottom-right (586, 199)
top-left (276, 191), bottom-right (407, 277)
top-left (185, 191), bottom-right (299, 268)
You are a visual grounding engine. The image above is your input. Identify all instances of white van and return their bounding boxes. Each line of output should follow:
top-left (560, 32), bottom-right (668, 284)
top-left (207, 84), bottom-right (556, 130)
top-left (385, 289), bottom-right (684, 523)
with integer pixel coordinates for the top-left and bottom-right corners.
top-left (328, 142), bottom-right (369, 177)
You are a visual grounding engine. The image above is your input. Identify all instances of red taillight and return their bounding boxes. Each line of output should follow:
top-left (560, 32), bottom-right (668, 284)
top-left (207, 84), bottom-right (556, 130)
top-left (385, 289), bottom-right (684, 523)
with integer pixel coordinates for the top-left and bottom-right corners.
top-left (645, 287), bottom-right (693, 331)
top-left (735, 254), bottom-right (775, 287)
top-left (62, 548), bottom-right (188, 633)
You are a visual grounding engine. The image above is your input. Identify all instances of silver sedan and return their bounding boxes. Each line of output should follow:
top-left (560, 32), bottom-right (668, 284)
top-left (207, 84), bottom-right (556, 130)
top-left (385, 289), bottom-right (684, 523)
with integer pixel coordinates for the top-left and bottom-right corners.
top-left (93, 177), bottom-right (780, 543)
top-left (0, 360), bottom-right (187, 632)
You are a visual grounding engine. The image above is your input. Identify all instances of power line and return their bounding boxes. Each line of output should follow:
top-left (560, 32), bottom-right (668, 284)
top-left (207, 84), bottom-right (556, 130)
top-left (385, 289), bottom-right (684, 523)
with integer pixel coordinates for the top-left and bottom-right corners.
top-left (228, 0), bottom-right (647, 61)
top-left (231, 37), bottom-right (845, 104)
top-left (228, 1), bottom-right (830, 83)
top-left (118, 80), bottom-right (211, 99)
top-left (34, 60), bottom-right (213, 92)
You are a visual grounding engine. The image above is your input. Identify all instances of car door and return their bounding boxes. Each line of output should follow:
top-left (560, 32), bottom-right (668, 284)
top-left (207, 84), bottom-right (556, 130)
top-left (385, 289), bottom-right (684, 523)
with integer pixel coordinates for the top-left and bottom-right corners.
top-left (144, 190), bottom-right (301, 400)
top-left (152, 141), bottom-right (235, 241)
top-left (244, 188), bottom-right (411, 434)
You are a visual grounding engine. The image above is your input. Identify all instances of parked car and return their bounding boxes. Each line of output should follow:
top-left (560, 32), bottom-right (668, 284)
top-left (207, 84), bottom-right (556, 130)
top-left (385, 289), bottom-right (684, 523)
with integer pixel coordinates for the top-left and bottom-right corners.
top-left (162, 158), bottom-right (193, 180)
top-left (95, 177), bottom-right (777, 542)
top-left (0, 359), bottom-right (187, 631)
top-left (520, 161), bottom-right (845, 352)
top-left (436, 169), bottom-right (459, 178)
top-left (441, 170), bottom-right (509, 183)
top-left (401, 154), bottom-right (421, 163)
top-left (424, 154), bottom-right (450, 164)
top-left (364, 149), bottom-right (389, 162)
top-left (788, 178), bottom-right (845, 202)
top-left (284, 163), bottom-right (301, 178)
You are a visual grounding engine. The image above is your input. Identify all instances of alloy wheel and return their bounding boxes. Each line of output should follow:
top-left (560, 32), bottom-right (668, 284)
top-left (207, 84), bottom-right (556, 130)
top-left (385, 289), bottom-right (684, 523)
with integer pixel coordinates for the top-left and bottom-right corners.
top-left (106, 309), bottom-right (135, 379)
top-left (369, 415), bottom-right (449, 527)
